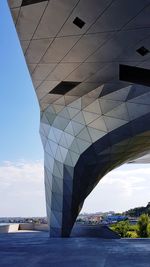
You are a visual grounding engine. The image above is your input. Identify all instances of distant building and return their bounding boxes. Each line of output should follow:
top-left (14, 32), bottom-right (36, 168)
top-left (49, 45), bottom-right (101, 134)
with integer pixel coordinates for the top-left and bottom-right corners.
top-left (105, 215), bottom-right (128, 224)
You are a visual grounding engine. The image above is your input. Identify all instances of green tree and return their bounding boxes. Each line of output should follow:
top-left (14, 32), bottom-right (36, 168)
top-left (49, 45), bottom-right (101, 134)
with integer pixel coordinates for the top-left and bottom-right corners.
top-left (111, 221), bottom-right (130, 237)
top-left (125, 202), bottom-right (150, 217)
top-left (136, 214), bottom-right (149, 237)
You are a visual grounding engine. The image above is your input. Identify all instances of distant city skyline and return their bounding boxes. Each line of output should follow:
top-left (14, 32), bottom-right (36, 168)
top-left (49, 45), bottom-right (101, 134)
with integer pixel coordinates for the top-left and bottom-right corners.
top-left (0, 1), bottom-right (150, 217)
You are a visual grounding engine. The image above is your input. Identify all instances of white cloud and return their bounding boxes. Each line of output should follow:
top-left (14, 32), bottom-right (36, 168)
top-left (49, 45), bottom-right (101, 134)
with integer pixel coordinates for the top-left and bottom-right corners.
top-left (81, 164), bottom-right (150, 213)
top-left (0, 160), bottom-right (46, 217)
top-left (0, 160), bottom-right (150, 217)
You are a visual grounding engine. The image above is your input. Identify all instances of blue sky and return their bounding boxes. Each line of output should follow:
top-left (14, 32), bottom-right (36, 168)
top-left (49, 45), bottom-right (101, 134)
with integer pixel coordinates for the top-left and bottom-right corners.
top-left (0, 1), bottom-right (150, 217)
top-left (0, 1), bottom-right (43, 162)
top-left (0, 1), bottom-right (45, 216)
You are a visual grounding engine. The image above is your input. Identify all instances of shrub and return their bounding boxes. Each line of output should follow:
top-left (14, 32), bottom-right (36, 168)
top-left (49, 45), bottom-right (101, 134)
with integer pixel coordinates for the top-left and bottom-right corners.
top-left (136, 214), bottom-right (149, 238)
top-left (111, 221), bottom-right (130, 237)
top-left (128, 224), bottom-right (138, 232)
top-left (127, 231), bottom-right (138, 238)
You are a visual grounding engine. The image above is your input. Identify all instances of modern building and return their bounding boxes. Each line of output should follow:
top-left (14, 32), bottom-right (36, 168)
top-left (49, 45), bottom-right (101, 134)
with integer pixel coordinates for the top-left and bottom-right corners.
top-left (8, 0), bottom-right (150, 237)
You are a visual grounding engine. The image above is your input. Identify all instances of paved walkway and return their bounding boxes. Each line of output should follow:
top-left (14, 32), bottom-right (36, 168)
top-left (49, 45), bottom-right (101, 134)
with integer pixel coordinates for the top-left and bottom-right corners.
top-left (0, 232), bottom-right (150, 266)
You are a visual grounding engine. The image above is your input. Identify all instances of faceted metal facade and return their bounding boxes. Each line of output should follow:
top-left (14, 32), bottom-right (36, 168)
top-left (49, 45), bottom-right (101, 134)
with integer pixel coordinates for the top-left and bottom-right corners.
top-left (41, 84), bottom-right (150, 236)
top-left (8, 0), bottom-right (150, 237)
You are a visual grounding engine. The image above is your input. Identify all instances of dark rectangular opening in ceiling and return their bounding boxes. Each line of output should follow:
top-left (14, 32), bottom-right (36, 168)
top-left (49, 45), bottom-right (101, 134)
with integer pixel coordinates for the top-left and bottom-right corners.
top-left (22, 0), bottom-right (47, 6)
top-left (119, 64), bottom-right (150, 87)
top-left (73, 17), bottom-right (85, 28)
top-left (49, 81), bottom-right (81, 95)
top-left (136, 46), bottom-right (149, 56)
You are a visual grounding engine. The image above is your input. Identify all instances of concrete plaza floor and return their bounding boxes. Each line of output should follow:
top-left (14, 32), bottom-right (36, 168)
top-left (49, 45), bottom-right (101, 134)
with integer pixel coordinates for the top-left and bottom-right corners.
top-left (0, 231), bottom-right (150, 267)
